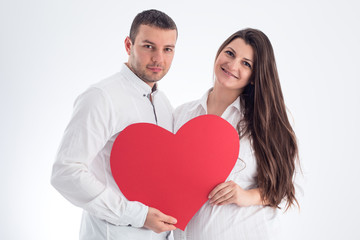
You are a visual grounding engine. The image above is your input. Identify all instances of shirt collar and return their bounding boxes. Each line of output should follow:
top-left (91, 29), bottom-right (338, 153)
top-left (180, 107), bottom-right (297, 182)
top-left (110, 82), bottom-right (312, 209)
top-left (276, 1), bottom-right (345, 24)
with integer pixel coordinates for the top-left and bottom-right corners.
top-left (121, 63), bottom-right (158, 95)
top-left (229, 94), bottom-right (241, 112)
top-left (190, 88), bottom-right (241, 114)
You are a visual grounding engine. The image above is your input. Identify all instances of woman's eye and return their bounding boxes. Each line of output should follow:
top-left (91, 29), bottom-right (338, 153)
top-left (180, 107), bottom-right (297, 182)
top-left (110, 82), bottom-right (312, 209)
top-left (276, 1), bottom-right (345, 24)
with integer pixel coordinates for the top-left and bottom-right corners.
top-left (244, 61), bottom-right (252, 69)
top-left (225, 50), bottom-right (234, 57)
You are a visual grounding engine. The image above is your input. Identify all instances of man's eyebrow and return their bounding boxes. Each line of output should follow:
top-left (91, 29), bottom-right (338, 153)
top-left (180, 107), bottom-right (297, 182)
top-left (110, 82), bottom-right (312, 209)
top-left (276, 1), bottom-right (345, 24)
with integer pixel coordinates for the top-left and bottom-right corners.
top-left (142, 40), bottom-right (175, 48)
top-left (143, 40), bottom-right (155, 45)
top-left (227, 46), bottom-right (253, 62)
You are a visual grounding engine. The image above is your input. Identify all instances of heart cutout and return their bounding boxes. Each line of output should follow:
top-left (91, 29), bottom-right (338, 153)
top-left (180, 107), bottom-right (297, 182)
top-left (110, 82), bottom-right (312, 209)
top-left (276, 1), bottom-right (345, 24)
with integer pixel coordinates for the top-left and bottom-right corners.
top-left (110, 114), bottom-right (239, 230)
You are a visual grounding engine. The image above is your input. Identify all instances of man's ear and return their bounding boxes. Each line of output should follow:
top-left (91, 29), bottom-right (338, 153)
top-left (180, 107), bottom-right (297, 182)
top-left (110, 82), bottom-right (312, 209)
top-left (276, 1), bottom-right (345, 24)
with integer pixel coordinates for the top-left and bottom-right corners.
top-left (124, 36), bottom-right (132, 55)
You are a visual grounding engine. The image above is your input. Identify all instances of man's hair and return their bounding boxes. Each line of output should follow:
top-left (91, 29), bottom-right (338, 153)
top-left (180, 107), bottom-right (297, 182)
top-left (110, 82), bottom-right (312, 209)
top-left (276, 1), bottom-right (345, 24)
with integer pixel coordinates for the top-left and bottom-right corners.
top-left (129, 9), bottom-right (177, 43)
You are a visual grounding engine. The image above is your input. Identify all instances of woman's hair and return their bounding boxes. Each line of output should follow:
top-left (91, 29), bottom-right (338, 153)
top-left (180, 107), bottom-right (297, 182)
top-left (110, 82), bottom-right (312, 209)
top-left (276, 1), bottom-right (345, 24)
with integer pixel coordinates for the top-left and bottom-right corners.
top-left (215, 28), bottom-right (299, 210)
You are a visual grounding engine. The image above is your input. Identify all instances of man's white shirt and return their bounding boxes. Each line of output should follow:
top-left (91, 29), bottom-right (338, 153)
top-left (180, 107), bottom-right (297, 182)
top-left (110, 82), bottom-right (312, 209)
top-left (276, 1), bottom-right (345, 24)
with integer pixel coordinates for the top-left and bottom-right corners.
top-left (51, 64), bottom-right (173, 240)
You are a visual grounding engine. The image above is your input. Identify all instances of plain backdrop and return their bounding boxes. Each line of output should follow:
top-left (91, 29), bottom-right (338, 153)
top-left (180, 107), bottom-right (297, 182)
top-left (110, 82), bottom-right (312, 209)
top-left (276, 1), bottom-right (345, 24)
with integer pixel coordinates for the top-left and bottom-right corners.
top-left (1, 0), bottom-right (360, 239)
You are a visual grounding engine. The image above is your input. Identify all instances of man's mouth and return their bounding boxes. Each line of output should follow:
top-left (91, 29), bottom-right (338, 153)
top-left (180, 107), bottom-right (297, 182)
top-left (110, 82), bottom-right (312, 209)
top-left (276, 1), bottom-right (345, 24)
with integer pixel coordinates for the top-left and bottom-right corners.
top-left (147, 66), bottom-right (163, 73)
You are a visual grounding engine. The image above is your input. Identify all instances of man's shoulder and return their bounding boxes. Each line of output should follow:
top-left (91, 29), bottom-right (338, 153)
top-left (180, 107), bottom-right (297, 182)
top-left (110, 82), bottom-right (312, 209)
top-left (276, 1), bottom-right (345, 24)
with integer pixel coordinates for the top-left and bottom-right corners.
top-left (74, 72), bottom-right (127, 107)
top-left (86, 71), bottom-right (130, 100)
top-left (91, 72), bottom-right (124, 91)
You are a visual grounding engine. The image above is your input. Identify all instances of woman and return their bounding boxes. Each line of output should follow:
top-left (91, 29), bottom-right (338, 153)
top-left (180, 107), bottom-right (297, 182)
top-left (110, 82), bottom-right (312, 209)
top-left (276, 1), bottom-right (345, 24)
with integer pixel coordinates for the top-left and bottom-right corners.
top-left (173, 28), bottom-right (300, 239)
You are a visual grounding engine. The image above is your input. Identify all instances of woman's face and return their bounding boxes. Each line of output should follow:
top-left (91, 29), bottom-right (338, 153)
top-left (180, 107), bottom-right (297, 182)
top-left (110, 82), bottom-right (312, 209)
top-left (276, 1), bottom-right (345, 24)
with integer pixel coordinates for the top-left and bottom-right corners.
top-left (214, 38), bottom-right (254, 93)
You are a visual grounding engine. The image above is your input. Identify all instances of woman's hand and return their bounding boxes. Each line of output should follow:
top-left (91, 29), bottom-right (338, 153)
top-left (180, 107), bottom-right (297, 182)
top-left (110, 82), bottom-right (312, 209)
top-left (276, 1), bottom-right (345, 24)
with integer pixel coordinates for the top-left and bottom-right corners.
top-left (208, 181), bottom-right (264, 207)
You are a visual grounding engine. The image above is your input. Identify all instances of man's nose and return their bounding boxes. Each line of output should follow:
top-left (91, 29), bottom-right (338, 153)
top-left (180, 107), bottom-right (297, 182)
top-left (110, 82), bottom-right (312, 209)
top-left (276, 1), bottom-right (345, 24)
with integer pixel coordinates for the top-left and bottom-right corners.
top-left (151, 50), bottom-right (164, 63)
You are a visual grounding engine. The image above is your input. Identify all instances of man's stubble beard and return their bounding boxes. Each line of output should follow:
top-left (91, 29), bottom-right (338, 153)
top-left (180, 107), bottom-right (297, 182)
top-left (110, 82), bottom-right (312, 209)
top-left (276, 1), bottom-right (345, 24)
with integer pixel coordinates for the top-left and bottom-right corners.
top-left (131, 62), bottom-right (167, 84)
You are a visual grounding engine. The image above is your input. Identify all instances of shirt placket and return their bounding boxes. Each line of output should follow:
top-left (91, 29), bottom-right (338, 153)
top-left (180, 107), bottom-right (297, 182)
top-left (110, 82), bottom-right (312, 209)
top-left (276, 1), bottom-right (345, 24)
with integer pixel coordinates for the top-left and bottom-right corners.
top-left (144, 92), bottom-right (158, 125)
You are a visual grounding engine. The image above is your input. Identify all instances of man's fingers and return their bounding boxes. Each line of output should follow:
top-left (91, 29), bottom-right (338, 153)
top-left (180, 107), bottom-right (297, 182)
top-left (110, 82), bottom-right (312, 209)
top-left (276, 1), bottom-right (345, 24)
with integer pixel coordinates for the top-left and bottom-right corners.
top-left (160, 212), bottom-right (177, 225)
top-left (155, 208), bottom-right (177, 224)
top-left (164, 215), bottom-right (177, 225)
top-left (164, 223), bottom-right (177, 231)
top-left (144, 207), bottom-right (177, 233)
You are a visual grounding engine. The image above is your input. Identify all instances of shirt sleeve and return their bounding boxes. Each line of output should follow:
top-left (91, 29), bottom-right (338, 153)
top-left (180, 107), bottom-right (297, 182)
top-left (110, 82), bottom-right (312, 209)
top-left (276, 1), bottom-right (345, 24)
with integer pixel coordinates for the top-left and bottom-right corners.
top-left (51, 87), bottom-right (148, 227)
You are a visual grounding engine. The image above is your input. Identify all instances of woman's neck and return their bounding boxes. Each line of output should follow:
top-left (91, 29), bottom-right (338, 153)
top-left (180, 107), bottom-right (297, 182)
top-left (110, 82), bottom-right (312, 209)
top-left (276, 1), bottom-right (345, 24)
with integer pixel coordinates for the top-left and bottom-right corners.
top-left (207, 85), bottom-right (240, 117)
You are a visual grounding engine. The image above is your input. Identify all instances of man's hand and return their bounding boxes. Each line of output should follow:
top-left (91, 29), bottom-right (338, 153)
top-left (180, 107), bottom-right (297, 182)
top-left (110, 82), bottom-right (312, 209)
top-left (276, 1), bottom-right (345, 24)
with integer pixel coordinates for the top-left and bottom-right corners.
top-left (143, 207), bottom-right (177, 233)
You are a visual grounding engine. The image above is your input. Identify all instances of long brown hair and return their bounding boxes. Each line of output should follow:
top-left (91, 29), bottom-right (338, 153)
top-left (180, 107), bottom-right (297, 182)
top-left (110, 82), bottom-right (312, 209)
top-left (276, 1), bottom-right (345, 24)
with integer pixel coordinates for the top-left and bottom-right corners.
top-left (215, 28), bottom-right (299, 210)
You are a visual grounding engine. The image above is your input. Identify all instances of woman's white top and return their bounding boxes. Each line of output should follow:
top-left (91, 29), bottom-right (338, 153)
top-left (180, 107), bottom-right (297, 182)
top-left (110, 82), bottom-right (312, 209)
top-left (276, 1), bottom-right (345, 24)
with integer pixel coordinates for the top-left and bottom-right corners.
top-left (172, 90), bottom-right (282, 240)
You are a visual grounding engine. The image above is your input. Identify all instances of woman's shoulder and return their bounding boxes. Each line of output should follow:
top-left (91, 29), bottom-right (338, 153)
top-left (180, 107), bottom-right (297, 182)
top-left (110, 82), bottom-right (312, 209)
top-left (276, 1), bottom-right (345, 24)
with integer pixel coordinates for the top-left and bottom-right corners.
top-left (174, 99), bottom-right (201, 116)
top-left (173, 99), bottom-right (203, 133)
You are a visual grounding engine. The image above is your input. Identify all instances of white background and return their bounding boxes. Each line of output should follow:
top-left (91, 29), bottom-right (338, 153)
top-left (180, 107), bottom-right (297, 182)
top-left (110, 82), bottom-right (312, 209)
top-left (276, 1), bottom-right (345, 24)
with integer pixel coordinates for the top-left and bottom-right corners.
top-left (1, 0), bottom-right (360, 239)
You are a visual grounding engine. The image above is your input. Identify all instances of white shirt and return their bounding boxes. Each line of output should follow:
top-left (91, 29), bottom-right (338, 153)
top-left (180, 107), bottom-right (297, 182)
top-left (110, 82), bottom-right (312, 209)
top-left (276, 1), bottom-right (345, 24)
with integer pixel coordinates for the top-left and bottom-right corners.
top-left (173, 90), bottom-right (280, 240)
top-left (51, 64), bottom-right (173, 240)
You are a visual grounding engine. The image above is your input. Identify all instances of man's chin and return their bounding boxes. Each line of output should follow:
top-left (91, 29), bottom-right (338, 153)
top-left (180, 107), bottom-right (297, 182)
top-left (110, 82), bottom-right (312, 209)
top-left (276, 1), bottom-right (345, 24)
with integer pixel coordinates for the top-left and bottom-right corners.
top-left (142, 78), bottom-right (159, 83)
top-left (143, 74), bottom-right (164, 83)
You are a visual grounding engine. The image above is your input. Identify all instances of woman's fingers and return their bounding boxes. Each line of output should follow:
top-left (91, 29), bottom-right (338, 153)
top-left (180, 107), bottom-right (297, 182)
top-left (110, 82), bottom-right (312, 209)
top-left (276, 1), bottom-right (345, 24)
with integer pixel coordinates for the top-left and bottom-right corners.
top-left (209, 182), bottom-right (264, 207)
top-left (208, 181), bottom-right (242, 206)
top-left (208, 182), bottom-right (230, 199)
top-left (209, 182), bottom-right (236, 203)
top-left (210, 191), bottom-right (235, 205)
top-left (217, 196), bottom-right (237, 206)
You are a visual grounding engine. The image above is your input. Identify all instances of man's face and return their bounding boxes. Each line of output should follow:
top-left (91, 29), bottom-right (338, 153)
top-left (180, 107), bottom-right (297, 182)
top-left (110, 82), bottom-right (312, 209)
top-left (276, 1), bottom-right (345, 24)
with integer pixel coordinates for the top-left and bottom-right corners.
top-left (125, 25), bottom-right (177, 87)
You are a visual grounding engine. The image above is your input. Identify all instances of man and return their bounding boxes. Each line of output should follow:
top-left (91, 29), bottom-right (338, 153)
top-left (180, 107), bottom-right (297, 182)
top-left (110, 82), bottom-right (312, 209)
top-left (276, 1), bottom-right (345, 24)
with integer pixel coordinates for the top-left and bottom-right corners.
top-left (51, 9), bottom-right (178, 240)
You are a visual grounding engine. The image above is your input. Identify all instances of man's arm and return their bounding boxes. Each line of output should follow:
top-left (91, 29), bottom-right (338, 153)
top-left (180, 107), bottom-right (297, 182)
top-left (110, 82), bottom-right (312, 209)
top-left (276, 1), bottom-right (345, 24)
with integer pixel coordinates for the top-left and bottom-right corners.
top-left (51, 87), bottom-right (148, 227)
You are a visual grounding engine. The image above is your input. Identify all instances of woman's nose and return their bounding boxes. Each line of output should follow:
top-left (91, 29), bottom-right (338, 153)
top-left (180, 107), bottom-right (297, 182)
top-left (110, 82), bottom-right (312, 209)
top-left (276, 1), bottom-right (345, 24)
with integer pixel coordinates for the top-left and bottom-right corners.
top-left (227, 59), bottom-right (239, 71)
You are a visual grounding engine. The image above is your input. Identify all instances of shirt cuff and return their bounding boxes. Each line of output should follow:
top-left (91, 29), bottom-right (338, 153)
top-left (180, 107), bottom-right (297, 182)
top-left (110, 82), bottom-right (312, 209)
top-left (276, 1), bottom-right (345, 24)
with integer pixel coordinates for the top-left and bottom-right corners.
top-left (124, 200), bottom-right (149, 228)
top-left (82, 187), bottom-right (149, 227)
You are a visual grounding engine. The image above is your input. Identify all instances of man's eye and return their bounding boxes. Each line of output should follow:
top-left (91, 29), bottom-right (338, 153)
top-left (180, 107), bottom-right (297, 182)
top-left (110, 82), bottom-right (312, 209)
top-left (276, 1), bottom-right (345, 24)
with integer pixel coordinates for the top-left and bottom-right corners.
top-left (144, 45), bottom-right (153, 49)
top-left (165, 48), bottom-right (173, 52)
top-left (225, 50), bottom-right (234, 57)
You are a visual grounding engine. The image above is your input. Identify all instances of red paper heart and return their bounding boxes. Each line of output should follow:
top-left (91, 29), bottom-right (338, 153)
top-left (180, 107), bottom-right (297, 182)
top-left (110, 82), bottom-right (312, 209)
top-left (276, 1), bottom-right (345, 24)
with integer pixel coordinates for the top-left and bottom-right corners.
top-left (110, 114), bottom-right (239, 230)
